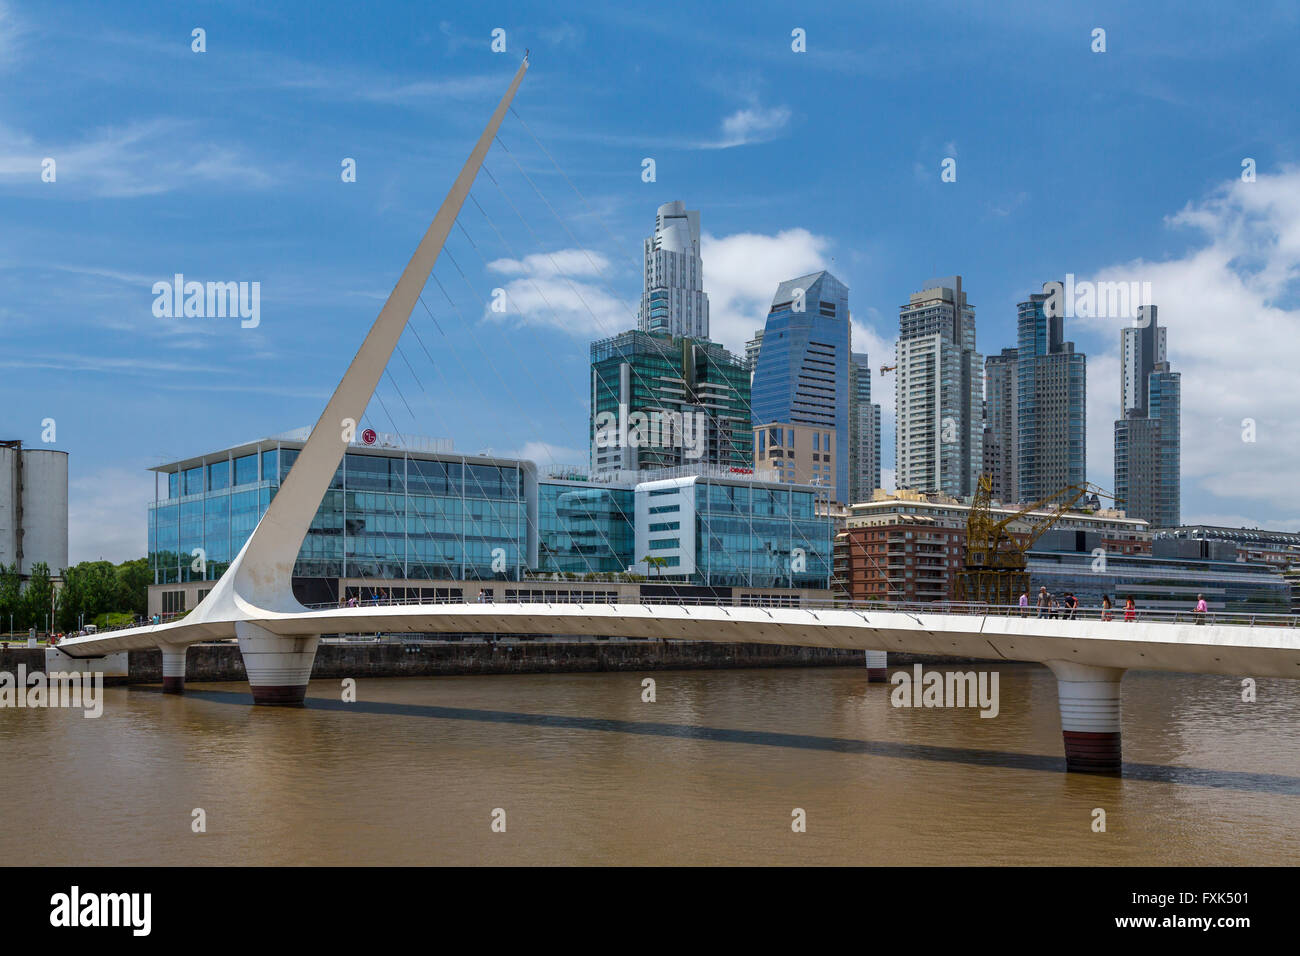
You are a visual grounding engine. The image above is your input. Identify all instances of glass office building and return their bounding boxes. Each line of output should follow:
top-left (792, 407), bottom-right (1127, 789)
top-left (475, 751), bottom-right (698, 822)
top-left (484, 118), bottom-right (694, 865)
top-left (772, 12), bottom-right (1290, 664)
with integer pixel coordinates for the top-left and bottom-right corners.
top-left (751, 271), bottom-right (851, 499)
top-left (148, 434), bottom-right (835, 614)
top-left (634, 474), bottom-right (832, 590)
top-left (536, 480), bottom-right (634, 574)
top-left (149, 432), bottom-right (534, 593)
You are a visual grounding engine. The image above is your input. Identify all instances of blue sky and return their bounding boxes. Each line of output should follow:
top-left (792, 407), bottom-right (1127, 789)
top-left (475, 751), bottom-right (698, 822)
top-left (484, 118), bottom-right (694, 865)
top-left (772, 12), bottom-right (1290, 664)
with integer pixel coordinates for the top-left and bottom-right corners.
top-left (3, 0), bottom-right (1300, 562)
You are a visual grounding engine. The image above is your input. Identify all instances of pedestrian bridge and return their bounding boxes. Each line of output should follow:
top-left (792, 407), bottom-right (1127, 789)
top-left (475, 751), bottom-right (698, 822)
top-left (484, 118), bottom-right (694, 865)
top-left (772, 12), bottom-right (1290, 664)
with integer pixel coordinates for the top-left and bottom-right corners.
top-left (49, 56), bottom-right (1300, 774)
top-left (51, 597), bottom-right (1300, 774)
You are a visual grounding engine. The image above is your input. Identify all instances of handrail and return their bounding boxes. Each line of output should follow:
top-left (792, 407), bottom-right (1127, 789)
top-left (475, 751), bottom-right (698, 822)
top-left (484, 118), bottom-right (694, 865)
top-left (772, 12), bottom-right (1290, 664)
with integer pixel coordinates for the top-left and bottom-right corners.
top-left (292, 595), bottom-right (1300, 627)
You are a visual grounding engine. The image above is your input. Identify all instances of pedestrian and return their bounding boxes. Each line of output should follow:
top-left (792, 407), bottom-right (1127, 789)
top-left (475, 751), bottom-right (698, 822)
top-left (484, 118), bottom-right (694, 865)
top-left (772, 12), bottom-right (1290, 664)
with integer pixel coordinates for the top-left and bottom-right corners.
top-left (1065, 592), bottom-right (1079, 620)
top-left (1036, 586), bottom-right (1050, 619)
top-left (1018, 590), bottom-right (1029, 616)
top-left (1124, 595), bottom-right (1136, 622)
top-left (1101, 594), bottom-right (1113, 622)
top-left (1194, 593), bottom-right (1208, 624)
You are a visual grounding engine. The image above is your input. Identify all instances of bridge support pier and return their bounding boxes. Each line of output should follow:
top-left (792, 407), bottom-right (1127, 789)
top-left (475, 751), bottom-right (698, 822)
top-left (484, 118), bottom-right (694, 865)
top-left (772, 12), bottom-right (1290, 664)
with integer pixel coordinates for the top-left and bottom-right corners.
top-left (160, 645), bottom-right (187, 694)
top-left (864, 649), bottom-right (888, 682)
top-left (236, 622), bottom-right (319, 706)
top-left (1047, 661), bottom-right (1125, 775)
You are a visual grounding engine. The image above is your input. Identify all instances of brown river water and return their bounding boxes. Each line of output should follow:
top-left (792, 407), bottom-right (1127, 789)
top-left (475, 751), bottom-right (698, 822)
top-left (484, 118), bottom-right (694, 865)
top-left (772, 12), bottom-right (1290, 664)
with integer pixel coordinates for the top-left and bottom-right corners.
top-left (3, 663), bottom-right (1298, 865)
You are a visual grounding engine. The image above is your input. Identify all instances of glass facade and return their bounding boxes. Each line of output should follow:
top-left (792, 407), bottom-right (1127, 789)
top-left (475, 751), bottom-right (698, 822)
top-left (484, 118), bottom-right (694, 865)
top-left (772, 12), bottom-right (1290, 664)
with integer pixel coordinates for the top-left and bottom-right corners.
top-left (149, 444), bottom-right (528, 585)
top-left (1017, 289), bottom-right (1086, 503)
top-left (1027, 550), bottom-right (1288, 615)
top-left (693, 481), bottom-right (831, 589)
top-left (589, 330), bottom-right (752, 473)
top-left (751, 271), bottom-right (851, 497)
top-left (536, 481), bottom-right (634, 574)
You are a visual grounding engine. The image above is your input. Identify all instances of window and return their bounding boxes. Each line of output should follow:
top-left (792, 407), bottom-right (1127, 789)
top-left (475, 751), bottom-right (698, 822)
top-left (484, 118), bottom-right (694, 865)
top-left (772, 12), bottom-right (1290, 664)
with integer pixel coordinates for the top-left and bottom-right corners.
top-left (648, 488), bottom-right (678, 498)
top-left (234, 454), bottom-right (257, 486)
top-left (161, 590), bottom-right (186, 614)
top-left (207, 460), bottom-right (230, 492)
top-left (649, 521), bottom-right (680, 532)
top-left (649, 538), bottom-right (679, 550)
top-left (648, 504), bottom-right (680, 515)
top-left (261, 450), bottom-right (279, 484)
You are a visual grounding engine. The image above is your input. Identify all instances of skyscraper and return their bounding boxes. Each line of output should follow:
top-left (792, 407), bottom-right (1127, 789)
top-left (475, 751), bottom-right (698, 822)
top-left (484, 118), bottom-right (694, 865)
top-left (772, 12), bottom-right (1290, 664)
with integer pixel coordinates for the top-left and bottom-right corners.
top-left (750, 271), bottom-right (851, 500)
top-left (589, 331), bottom-right (752, 475)
top-left (983, 347), bottom-right (1019, 504)
top-left (1115, 305), bottom-right (1180, 527)
top-left (1017, 286), bottom-right (1087, 503)
top-left (637, 200), bottom-right (709, 340)
top-left (849, 352), bottom-right (882, 504)
top-left (894, 276), bottom-right (983, 497)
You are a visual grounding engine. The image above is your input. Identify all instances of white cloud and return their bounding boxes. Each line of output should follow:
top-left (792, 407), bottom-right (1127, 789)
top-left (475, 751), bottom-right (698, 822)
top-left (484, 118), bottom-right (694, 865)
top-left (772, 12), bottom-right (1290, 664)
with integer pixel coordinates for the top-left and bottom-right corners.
top-left (488, 249), bottom-right (611, 279)
top-left (0, 119), bottom-right (272, 197)
top-left (481, 248), bottom-right (633, 336)
top-left (700, 228), bottom-right (830, 353)
top-left (703, 105), bottom-right (792, 149)
top-left (1072, 167), bottom-right (1300, 524)
top-left (69, 467), bottom-right (152, 564)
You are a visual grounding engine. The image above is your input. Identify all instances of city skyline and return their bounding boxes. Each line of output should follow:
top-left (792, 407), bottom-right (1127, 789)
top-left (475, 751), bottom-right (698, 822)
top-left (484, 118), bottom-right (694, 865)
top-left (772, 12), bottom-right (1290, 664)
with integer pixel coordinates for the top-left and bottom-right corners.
top-left (3, 1), bottom-right (1300, 563)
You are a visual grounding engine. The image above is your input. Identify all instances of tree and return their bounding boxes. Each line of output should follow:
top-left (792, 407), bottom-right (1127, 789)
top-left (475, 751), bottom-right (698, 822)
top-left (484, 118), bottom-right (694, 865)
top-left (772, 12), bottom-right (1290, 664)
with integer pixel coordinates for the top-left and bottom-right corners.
top-left (0, 563), bottom-right (21, 635)
top-left (115, 558), bottom-right (150, 618)
top-left (20, 562), bottom-right (54, 634)
top-left (643, 555), bottom-right (668, 578)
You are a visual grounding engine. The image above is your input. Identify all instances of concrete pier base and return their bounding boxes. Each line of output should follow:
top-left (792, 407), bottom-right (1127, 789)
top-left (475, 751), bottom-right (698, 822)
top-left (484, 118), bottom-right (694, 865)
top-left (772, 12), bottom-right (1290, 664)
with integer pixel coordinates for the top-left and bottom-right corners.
top-left (160, 645), bottom-right (187, 694)
top-left (235, 622), bottom-right (319, 705)
top-left (1047, 660), bottom-right (1125, 775)
top-left (864, 649), bottom-right (888, 682)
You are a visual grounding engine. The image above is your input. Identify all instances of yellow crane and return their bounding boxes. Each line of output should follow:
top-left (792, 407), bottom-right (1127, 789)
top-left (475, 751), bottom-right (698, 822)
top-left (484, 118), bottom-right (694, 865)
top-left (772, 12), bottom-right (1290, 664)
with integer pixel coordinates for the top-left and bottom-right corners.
top-left (956, 475), bottom-right (1117, 607)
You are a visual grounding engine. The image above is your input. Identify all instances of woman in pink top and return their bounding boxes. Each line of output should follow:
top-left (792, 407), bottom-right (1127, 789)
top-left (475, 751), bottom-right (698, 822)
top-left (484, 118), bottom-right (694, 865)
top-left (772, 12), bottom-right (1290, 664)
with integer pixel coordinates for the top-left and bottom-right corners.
top-left (1195, 594), bottom-right (1208, 623)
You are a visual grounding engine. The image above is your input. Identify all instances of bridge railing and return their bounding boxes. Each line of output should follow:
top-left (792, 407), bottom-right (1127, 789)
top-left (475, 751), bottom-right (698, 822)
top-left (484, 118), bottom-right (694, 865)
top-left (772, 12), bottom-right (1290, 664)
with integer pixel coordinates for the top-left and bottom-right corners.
top-left (297, 594), bottom-right (1300, 628)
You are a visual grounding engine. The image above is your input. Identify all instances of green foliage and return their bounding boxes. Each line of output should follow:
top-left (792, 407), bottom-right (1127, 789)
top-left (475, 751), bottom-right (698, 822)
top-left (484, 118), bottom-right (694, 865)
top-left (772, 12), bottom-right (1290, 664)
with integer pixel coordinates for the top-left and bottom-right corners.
top-left (20, 562), bottom-right (54, 632)
top-left (0, 563), bottom-right (22, 633)
top-left (54, 557), bottom-right (152, 633)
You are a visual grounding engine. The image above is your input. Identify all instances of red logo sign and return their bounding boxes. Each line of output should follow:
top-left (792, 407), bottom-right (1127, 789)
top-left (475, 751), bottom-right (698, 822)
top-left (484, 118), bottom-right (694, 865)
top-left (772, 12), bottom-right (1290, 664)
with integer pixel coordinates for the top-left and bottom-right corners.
top-left (361, 428), bottom-right (377, 445)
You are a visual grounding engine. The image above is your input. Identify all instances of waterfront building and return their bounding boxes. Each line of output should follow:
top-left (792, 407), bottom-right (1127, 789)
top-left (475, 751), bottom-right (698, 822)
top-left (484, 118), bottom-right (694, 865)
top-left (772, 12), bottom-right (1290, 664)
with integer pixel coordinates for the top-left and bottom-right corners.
top-left (848, 351), bottom-right (882, 505)
top-left (637, 200), bottom-right (709, 340)
top-left (894, 277), bottom-right (983, 497)
top-left (147, 434), bottom-right (831, 616)
top-left (982, 347), bottom-right (1019, 504)
top-left (1026, 537), bottom-right (1288, 615)
top-left (1114, 305), bottom-right (1180, 528)
top-left (0, 439), bottom-right (68, 579)
top-left (834, 489), bottom-right (1149, 603)
top-left (631, 470), bottom-right (831, 591)
top-left (1016, 287), bottom-right (1087, 503)
top-left (1153, 525), bottom-right (1300, 569)
top-left (750, 271), bottom-right (851, 500)
top-left (589, 330), bottom-right (752, 475)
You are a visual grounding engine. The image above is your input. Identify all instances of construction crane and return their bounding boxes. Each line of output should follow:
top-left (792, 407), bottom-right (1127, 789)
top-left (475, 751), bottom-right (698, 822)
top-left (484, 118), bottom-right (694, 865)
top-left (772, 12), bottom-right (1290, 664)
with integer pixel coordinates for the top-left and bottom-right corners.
top-left (956, 474), bottom-right (1117, 607)
top-left (879, 364), bottom-right (896, 376)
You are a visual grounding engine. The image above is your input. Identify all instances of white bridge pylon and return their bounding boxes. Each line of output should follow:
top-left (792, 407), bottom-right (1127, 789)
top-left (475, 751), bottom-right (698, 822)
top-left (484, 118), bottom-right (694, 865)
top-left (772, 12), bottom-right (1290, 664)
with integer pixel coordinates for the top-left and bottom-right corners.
top-left (50, 57), bottom-right (1300, 774)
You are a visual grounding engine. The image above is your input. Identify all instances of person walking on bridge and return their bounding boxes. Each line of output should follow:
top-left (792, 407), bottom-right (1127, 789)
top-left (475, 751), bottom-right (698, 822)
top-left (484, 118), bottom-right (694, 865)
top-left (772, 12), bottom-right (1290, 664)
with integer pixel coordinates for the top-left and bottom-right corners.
top-left (1101, 594), bottom-right (1113, 622)
top-left (1036, 586), bottom-right (1050, 618)
top-left (1018, 590), bottom-right (1029, 616)
top-left (1124, 596), bottom-right (1136, 622)
top-left (1195, 593), bottom-right (1208, 624)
